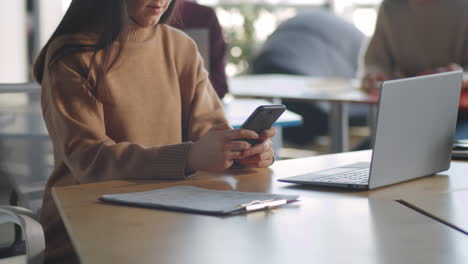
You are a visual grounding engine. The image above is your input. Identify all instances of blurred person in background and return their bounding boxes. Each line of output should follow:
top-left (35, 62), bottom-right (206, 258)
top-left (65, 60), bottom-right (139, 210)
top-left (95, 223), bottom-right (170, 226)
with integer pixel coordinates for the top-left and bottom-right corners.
top-left (252, 9), bottom-right (366, 146)
top-left (361, 0), bottom-right (468, 139)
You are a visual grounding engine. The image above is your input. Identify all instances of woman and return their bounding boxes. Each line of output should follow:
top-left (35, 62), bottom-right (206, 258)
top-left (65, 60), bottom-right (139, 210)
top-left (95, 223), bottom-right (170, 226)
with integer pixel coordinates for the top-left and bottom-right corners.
top-left (360, 0), bottom-right (468, 93)
top-left (34, 0), bottom-right (275, 262)
top-left (360, 0), bottom-right (468, 139)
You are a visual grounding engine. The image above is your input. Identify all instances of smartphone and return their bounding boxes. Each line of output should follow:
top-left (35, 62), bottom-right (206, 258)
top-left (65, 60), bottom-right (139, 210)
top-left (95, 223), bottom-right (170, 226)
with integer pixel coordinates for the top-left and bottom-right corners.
top-left (239, 105), bottom-right (286, 145)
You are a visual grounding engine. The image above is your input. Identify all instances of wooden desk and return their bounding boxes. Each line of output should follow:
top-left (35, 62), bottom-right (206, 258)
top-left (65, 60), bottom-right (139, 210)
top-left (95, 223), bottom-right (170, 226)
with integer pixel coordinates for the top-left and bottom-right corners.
top-left (53, 151), bottom-right (468, 264)
top-left (401, 189), bottom-right (468, 235)
top-left (229, 74), bottom-right (378, 153)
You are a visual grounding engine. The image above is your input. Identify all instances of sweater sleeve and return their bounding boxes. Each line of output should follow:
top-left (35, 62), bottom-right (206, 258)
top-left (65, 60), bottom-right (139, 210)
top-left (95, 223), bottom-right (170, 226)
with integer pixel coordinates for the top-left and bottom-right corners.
top-left (178, 39), bottom-right (228, 142)
top-left (362, 4), bottom-right (395, 78)
top-left (42, 56), bottom-right (192, 184)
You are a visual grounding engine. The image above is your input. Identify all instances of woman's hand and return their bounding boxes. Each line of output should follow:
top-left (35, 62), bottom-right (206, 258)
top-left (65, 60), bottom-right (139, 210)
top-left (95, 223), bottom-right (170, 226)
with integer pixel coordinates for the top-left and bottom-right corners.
top-left (418, 63), bottom-right (462, 76)
top-left (187, 123), bottom-right (259, 172)
top-left (362, 72), bottom-right (388, 94)
top-left (441, 63), bottom-right (463, 73)
top-left (236, 127), bottom-right (276, 168)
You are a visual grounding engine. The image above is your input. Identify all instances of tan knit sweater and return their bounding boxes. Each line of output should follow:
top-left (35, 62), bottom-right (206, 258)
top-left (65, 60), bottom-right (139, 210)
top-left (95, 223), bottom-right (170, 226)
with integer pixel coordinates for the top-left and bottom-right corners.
top-left (39, 24), bottom-right (226, 263)
top-left (362, 0), bottom-right (468, 79)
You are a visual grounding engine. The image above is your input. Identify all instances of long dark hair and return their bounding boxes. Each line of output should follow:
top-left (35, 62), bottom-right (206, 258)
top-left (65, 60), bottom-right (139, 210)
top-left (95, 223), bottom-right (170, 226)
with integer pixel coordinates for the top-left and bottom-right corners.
top-left (33, 0), bottom-right (177, 88)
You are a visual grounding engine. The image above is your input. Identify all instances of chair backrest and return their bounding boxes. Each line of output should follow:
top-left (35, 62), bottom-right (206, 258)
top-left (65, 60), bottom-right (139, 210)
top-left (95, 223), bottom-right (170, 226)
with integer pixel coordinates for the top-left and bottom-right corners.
top-left (0, 206), bottom-right (44, 264)
top-left (182, 28), bottom-right (211, 70)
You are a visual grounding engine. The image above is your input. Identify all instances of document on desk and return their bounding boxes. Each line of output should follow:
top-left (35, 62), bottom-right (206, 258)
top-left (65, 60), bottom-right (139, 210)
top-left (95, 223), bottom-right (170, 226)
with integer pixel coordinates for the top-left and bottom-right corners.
top-left (100, 186), bottom-right (299, 215)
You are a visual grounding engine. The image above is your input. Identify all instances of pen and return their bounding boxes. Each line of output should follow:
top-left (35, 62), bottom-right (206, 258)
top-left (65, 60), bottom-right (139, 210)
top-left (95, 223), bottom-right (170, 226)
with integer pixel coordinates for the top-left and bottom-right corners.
top-left (240, 199), bottom-right (288, 212)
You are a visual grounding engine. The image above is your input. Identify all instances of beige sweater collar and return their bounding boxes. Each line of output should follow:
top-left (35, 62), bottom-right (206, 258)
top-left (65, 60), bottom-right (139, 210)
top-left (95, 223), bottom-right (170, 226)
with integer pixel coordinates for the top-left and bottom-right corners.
top-left (125, 19), bottom-right (158, 43)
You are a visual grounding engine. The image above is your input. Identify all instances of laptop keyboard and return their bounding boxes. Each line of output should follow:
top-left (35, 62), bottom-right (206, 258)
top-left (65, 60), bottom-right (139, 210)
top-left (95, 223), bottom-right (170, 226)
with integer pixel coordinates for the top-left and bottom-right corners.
top-left (312, 168), bottom-right (370, 184)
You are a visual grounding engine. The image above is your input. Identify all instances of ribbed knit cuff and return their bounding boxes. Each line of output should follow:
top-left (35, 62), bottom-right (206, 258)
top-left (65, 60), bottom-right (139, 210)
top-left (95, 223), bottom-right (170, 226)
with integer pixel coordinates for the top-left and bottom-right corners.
top-left (144, 142), bottom-right (194, 180)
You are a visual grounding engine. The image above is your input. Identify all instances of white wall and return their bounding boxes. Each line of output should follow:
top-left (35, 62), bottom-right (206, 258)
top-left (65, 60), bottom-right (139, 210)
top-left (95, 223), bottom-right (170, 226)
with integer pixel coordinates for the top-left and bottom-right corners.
top-left (35, 0), bottom-right (66, 50)
top-left (0, 0), bottom-right (27, 83)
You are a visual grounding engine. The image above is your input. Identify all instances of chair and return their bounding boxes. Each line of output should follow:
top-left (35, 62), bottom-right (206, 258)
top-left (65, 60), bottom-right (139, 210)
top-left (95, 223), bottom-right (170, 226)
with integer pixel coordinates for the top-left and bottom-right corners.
top-left (171, 1), bottom-right (229, 99)
top-left (182, 28), bottom-right (211, 70)
top-left (0, 83), bottom-right (51, 216)
top-left (0, 206), bottom-right (44, 264)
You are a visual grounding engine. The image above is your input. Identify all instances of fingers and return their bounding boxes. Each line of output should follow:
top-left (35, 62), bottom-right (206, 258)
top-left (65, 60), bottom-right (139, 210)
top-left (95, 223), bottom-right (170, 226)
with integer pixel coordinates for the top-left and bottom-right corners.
top-left (259, 127), bottom-right (276, 141)
top-left (218, 140), bottom-right (251, 161)
top-left (223, 129), bottom-right (259, 141)
top-left (237, 150), bottom-right (274, 168)
top-left (239, 150), bottom-right (270, 163)
top-left (224, 141), bottom-right (251, 152)
top-left (228, 151), bottom-right (249, 160)
top-left (239, 158), bottom-right (274, 168)
top-left (222, 139), bottom-right (272, 161)
top-left (229, 140), bottom-right (273, 164)
top-left (214, 139), bottom-right (274, 169)
top-left (362, 80), bottom-right (379, 94)
top-left (214, 129), bottom-right (274, 168)
top-left (243, 140), bottom-right (272, 157)
top-left (211, 123), bottom-right (232, 131)
top-left (362, 76), bottom-right (375, 93)
top-left (463, 79), bottom-right (468, 90)
top-left (362, 72), bottom-right (387, 93)
top-left (227, 127), bottom-right (275, 143)
top-left (447, 63), bottom-right (462, 71)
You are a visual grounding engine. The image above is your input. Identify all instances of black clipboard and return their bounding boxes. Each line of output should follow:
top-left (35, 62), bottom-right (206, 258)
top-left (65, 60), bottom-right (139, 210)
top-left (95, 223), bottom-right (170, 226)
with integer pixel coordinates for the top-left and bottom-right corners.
top-left (100, 186), bottom-right (299, 215)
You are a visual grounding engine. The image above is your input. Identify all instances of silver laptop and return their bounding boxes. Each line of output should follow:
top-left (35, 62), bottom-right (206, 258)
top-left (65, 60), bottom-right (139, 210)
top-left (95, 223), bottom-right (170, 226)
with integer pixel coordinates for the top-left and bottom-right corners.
top-left (278, 71), bottom-right (463, 190)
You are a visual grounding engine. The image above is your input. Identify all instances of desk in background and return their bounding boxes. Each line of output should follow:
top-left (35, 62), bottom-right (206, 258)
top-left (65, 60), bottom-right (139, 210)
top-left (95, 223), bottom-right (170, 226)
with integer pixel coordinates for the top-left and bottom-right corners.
top-left (229, 74), bottom-right (378, 153)
top-left (53, 151), bottom-right (468, 264)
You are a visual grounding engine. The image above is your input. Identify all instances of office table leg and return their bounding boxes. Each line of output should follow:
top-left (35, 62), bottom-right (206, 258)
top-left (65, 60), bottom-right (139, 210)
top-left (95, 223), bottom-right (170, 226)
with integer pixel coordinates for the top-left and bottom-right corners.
top-left (271, 128), bottom-right (282, 160)
top-left (271, 97), bottom-right (282, 159)
top-left (271, 98), bottom-right (283, 160)
top-left (330, 102), bottom-right (349, 153)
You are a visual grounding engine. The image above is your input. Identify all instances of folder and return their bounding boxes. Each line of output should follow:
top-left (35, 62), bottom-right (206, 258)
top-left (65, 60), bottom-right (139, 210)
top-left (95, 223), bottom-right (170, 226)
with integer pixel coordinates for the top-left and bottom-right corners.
top-left (100, 186), bottom-right (299, 215)
top-left (452, 140), bottom-right (468, 160)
